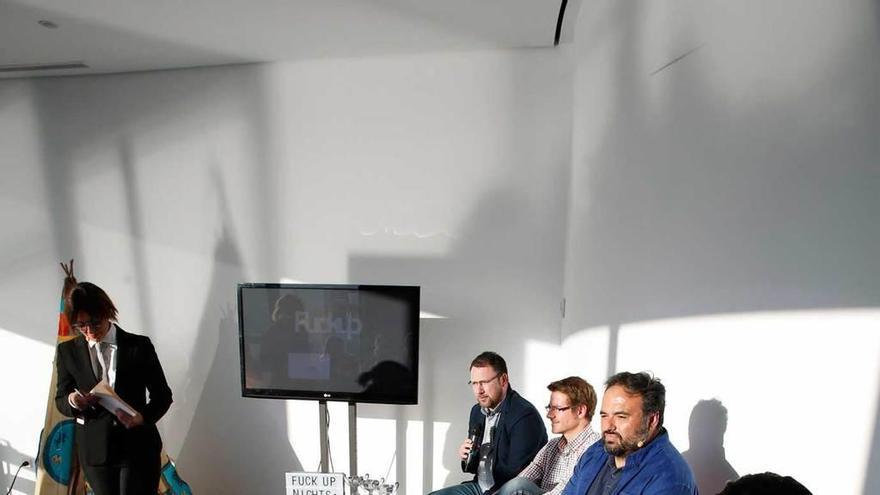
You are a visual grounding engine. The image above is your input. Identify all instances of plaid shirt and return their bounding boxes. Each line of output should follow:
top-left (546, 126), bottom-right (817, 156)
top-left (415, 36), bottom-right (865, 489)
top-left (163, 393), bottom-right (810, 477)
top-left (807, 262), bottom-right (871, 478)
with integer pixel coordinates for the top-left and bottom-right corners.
top-left (517, 425), bottom-right (601, 495)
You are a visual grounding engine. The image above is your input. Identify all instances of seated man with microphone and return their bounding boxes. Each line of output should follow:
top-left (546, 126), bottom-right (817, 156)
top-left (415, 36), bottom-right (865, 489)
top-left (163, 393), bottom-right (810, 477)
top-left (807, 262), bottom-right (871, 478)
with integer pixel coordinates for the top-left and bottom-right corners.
top-left (562, 372), bottom-right (697, 495)
top-left (430, 351), bottom-right (547, 495)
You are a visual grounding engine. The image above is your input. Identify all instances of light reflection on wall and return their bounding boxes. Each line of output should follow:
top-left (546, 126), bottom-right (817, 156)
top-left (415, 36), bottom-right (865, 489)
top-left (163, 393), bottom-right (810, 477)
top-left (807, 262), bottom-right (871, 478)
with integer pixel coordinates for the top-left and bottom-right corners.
top-left (524, 327), bottom-right (611, 434)
top-left (355, 416), bottom-right (397, 481)
top-left (0, 327), bottom-right (54, 455)
top-left (561, 309), bottom-right (880, 495)
top-left (561, 326), bottom-right (611, 391)
top-left (431, 421), bottom-right (451, 490)
top-left (523, 339), bottom-right (562, 411)
top-left (405, 420), bottom-right (423, 494)
top-left (286, 401), bottom-right (321, 471)
top-left (285, 402), bottom-right (400, 483)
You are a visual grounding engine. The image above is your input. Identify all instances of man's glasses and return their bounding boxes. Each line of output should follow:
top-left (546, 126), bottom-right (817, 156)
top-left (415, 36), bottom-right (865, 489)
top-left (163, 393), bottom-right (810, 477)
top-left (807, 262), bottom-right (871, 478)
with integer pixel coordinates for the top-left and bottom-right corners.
top-left (468, 373), bottom-right (501, 388)
top-left (545, 405), bottom-right (573, 413)
top-left (72, 319), bottom-right (103, 331)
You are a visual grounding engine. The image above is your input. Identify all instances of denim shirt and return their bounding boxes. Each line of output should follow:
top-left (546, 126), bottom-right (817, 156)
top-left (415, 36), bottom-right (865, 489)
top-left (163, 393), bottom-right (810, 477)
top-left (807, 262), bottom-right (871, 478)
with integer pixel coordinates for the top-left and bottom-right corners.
top-left (562, 429), bottom-right (699, 495)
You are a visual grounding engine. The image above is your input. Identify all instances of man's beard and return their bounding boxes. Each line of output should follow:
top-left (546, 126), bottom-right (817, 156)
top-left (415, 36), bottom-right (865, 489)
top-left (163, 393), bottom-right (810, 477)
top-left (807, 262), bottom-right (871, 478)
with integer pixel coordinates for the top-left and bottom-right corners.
top-left (603, 418), bottom-right (650, 457)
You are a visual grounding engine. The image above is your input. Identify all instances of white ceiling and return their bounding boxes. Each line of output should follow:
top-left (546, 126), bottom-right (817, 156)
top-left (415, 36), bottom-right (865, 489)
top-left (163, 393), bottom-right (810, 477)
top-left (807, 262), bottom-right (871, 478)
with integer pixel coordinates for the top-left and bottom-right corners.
top-left (0, 0), bottom-right (579, 79)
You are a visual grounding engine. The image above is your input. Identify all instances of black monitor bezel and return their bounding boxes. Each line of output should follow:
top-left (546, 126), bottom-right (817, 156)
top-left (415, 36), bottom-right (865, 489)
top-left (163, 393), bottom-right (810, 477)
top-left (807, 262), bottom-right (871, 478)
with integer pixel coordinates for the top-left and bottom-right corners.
top-left (237, 283), bottom-right (420, 405)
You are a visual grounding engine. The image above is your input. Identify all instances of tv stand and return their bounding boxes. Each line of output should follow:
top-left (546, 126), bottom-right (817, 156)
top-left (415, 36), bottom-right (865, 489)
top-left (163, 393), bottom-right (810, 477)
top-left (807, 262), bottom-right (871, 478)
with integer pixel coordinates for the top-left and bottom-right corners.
top-left (318, 400), bottom-right (358, 476)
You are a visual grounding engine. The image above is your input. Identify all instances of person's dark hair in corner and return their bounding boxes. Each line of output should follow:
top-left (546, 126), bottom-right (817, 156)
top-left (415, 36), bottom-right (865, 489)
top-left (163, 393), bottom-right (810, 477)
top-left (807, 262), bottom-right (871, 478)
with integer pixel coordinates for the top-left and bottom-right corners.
top-left (428, 351), bottom-right (547, 495)
top-left (717, 472), bottom-right (811, 495)
top-left (561, 371), bottom-right (697, 495)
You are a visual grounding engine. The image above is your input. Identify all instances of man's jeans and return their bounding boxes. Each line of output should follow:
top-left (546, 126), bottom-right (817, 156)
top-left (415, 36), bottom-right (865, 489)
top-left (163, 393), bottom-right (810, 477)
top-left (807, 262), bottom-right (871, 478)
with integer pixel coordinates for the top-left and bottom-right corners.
top-left (429, 481), bottom-right (483, 495)
top-left (495, 477), bottom-right (544, 495)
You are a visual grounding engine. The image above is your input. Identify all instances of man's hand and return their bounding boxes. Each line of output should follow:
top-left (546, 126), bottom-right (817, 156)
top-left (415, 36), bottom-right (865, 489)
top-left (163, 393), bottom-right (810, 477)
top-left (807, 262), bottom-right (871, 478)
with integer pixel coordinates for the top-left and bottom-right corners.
top-left (69, 390), bottom-right (98, 410)
top-left (458, 438), bottom-right (474, 460)
top-left (115, 409), bottom-right (144, 429)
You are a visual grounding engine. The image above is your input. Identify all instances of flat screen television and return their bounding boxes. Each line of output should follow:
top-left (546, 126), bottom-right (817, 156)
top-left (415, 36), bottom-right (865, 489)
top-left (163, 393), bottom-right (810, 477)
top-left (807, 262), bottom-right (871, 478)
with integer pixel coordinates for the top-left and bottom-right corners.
top-left (238, 283), bottom-right (419, 404)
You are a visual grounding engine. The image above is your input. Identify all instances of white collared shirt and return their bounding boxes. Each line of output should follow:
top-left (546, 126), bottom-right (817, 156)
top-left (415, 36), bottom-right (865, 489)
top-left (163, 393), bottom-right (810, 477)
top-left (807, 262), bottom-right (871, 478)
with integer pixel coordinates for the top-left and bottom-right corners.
top-left (477, 395), bottom-right (506, 492)
top-left (517, 425), bottom-right (601, 495)
top-left (69, 323), bottom-right (119, 410)
top-left (88, 323), bottom-right (118, 388)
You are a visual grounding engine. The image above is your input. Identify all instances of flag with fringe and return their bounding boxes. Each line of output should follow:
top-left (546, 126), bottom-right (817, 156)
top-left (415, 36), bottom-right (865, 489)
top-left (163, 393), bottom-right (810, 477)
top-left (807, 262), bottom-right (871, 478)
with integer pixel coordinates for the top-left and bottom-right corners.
top-left (34, 285), bottom-right (85, 495)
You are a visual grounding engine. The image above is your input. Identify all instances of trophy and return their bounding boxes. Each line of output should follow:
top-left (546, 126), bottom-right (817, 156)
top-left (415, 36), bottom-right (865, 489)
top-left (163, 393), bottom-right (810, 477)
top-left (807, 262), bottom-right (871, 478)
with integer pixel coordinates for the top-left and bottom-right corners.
top-left (347, 473), bottom-right (397, 495)
top-left (348, 475), bottom-right (364, 494)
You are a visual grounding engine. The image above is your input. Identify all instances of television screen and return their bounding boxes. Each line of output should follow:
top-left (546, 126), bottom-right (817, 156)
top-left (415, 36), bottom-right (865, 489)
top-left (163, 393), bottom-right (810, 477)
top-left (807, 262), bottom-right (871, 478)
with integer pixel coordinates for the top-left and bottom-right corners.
top-left (238, 283), bottom-right (419, 404)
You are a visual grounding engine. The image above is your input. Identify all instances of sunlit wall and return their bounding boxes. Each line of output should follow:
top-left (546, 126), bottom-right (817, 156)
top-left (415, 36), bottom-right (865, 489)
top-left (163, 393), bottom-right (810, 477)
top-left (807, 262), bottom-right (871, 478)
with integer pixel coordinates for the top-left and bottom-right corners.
top-left (557, 311), bottom-right (880, 494)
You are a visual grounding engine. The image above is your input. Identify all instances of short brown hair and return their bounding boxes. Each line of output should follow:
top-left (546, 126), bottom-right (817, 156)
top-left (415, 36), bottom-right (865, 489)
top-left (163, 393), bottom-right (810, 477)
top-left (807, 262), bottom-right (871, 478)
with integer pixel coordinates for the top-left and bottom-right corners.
top-left (548, 376), bottom-right (597, 420)
top-left (66, 282), bottom-right (118, 322)
top-left (470, 351), bottom-right (508, 375)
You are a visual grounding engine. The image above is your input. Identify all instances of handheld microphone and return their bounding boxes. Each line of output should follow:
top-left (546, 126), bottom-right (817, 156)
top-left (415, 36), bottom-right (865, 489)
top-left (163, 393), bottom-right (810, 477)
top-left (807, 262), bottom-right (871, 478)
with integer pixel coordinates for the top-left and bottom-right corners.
top-left (461, 423), bottom-right (484, 473)
top-left (5, 460), bottom-right (30, 495)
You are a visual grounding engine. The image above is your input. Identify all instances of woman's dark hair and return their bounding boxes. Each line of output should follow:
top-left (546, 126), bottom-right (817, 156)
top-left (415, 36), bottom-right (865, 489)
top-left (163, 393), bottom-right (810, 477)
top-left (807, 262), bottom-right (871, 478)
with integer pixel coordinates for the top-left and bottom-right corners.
top-left (606, 371), bottom-right (665, 427)
top-left (66, 282), bottom-right (118, 322)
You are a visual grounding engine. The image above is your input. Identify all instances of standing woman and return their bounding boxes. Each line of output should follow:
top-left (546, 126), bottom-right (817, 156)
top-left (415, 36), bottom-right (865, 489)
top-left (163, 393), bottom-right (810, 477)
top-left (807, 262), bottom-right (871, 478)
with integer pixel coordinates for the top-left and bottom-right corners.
top-left (54, 260), bottom-right (173, 495)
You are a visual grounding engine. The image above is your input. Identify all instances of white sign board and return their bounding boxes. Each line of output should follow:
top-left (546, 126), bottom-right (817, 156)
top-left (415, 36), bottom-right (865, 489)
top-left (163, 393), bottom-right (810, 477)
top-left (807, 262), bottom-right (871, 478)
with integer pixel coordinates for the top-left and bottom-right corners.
top-left (285, 472), bottom-right (345, 495)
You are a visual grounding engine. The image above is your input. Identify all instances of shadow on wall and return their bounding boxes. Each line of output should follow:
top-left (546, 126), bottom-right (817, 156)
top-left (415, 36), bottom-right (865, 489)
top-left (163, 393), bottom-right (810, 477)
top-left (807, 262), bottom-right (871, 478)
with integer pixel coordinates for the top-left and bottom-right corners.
top-left (349, 185), bottom-right (570, 491)
top-left (10, 0), bottom-right (253, 346)
top-left (18, 57), bottom-right (286, 490)
top-left (566, 0), bottom-right (879, 490)
top-left (0, 1), bottom-right (240, 337)
top-left (316, 36), bottom-right (574, 494)
top-left (175, 175), bottom-right (302, 493)
top-left (11, 66), bottom-right (275, 349)
top-left (681, 400), bottom-right (738, 495)
top-left (566, 0), bottom-right (880, 331)
top-left (0, 439), bottom-right (34, 495)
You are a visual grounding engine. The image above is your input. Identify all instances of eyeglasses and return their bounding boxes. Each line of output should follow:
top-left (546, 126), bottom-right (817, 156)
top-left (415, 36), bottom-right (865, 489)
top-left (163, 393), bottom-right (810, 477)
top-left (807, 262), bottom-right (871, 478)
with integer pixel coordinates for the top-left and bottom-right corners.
top-left (545, 405), bottom-right (573, 413)
top-left (468, 373), bottom-right (501, 388)
top-left (72, 319), bottom-right (103, 331)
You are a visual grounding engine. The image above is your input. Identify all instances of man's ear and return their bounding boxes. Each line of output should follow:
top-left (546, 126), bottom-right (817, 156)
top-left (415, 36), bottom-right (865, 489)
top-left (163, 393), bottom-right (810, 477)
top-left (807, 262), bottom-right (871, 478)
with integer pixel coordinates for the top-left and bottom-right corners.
top-left (500, 373), bottom-right (510, 388)
top-left (576, 404), bottom-right (589, 420)
top-left (648, 412), bottom-right (660, 430)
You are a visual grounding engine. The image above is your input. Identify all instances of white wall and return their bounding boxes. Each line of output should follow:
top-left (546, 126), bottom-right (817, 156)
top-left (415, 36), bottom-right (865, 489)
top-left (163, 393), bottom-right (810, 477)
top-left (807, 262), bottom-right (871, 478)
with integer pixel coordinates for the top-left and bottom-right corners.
top-left (1, 2), bottom-right (878, 494)
top-left (563, 1), bottom-right (880, 494)
top-left (0, 48), bottom-right (573, 494)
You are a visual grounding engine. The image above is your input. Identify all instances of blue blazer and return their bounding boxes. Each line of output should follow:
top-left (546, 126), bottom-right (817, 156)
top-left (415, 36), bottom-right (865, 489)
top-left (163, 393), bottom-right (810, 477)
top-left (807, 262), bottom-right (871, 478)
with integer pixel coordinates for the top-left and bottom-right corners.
top-left (561, 429), bottom-right (698, 495)
top-left (465, 388), bottom-right (547, 494)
